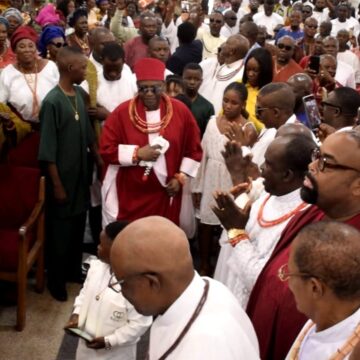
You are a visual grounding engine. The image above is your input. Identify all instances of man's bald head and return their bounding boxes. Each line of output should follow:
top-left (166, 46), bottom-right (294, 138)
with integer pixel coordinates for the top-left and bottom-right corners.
top-left (224, 34), bottom-right (249, 63)
top-left (276, 123), bottom-right (314, 140)
top-left (240, 21), bottom-right (258, 44)
top-left (287, 73), bottom-right (313, 110)
top-left (89, 26), bottom-right (115, 60)
top-left (259, 82), bottom-right (296, 113)
top-left (110, 216), bottom-right (194, 316)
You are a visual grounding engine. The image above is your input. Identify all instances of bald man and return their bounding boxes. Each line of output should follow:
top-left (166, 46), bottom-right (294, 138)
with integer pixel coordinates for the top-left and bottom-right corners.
top-left (287, 73), bottom-right (314, 127)
top-left (39, 46), bottom-right (99, 301)
top-left (199, 34), bottom-right (250, 114)
top-left (286, 221), bottom-right (360, 359)
top-left (110, 216), bottom-right (260, 360)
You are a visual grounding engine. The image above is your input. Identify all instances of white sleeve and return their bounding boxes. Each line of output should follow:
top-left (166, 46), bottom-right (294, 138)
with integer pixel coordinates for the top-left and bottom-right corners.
top-left (106, 302), bottom-right (152, 347)
top-left (0, 69), bottom-right (10, 103)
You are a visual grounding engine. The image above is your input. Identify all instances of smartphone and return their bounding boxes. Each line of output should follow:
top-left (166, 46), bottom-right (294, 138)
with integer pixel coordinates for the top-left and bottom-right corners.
top-left (65, 327), bottom-right (94, 342)
top-left (309, 55), bottom-right (320, 74)
top-left (181, 1), bottom-right (190, 12)
top-left (303, 95), bottom-right (322, 131)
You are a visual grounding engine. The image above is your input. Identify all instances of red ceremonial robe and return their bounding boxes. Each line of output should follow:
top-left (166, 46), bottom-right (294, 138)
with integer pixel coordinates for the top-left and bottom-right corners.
top-left (100, 97), bottom-right (202, 225)
top-left (273, 58), bottom-right (305, 83)
top-left (246, 205), bottom-right (360, 360)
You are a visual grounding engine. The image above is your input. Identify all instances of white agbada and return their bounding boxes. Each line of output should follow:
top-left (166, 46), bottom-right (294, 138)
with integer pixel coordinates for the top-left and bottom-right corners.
top-left (0, 61), bottom-right (59, 122)
top-left (335, 60), bottom-right (356, 88)
top-left (81, 67), bottom-right (137, 113)
top-left (331, 17), bottom-right (360, 38)
top-left (148, 272), bottom-right (260, 360)
top-left (199, 59), bottom-right (245, 114)
top-left (220, 23), bottom-right (239, 38)
top-left (253, 12), bottom-right (284, 37)
top-left (73, 259), bottom-right (152, 360)
top-left (337, 50), bottom-right (360, 84)
top-left (215, 188), bottom-right (306, 309)
top-left (286, 307), bottom-right (360, 360)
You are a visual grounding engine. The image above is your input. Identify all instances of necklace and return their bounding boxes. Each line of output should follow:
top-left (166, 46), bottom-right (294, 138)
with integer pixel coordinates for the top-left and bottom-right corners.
top-left (58, 85), bottom-right (80, 121)
top-left (257, 195), bottom-right (308, 228)
top-left (129, 94), bottom-right (173, 134)
top-left (215, 61), bottom-right (244, 81)
top-left (74, 34), bottom-right (89, 52)
top-left (289, 321), bottom-right (360, 360)
top-left (156, 280), bottom-right (210, 360)
top-left (274, 61), bottom-right (286, 75)
top-left (20, 60), bottom-right (39, 119)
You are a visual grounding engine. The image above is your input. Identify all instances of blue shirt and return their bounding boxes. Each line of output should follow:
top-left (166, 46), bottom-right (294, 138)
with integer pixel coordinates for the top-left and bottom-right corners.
top-left (275, 27), bottom-right (304, 43)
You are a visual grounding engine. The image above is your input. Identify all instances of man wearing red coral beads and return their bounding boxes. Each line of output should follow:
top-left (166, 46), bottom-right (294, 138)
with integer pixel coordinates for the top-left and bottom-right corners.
top-left (100, 57), bottom-right (202, 226)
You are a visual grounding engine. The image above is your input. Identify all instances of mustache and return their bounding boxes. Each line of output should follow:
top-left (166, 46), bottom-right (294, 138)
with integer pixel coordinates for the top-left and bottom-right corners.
top-left (305, 171), bottom-right (317, 189)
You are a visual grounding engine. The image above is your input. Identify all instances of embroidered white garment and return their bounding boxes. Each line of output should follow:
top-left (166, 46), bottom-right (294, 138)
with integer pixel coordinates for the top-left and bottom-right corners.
top-left (148, 272), bottom-right (260, 360)
top-left (216, 188), bottom-right (306, 309)
top-left (286, 308), bottom-right (360, 360)
top-left (0, 61), bottom-right (59, 122)
top-left (199, 59), bottom-right (245, 114)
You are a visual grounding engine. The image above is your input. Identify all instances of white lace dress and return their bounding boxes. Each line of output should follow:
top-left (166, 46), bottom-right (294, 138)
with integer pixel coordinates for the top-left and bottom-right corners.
top-left (192, 116), bottom-right (233, 225)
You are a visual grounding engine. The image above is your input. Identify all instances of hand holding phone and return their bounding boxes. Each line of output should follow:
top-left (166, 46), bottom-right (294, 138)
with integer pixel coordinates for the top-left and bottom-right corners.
top-left (65, 327), bottom-right (94, 342)
top-left (302, 95), bottom-right (322, 132)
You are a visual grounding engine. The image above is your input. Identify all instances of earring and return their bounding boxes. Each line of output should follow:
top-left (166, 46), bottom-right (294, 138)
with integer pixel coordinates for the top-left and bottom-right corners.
top-left (47, 49), bottom-right (51, 59)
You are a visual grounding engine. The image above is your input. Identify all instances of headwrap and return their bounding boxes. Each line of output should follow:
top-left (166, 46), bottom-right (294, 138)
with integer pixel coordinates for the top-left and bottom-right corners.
top-left (68, 8), bottom-right (88, 28)
top-left (35, 4), bottom-right (60, 28)
top-left (38, 25), bottom-right (65, 57)
top-left (10, 25), bottom-right (38, 51)
top-left (96, 0), bottom-right (108, 6)
top-left (0, 16), bottom-right (9, 29)
top-left (2, 8), bottom-right (24, 24)
top-left (134, 58), bottom-right (165, 81)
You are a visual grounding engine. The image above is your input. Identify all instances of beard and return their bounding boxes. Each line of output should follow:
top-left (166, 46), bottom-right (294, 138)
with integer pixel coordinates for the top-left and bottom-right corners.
top-left (300, 172), bottom-right (319, 204)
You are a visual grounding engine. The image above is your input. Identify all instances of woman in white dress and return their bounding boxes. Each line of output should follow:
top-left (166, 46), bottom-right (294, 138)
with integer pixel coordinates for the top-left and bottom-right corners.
top-left (0, 25), bottom-right (59, 125)
top-left (192, 82), bottom-right (257, 275)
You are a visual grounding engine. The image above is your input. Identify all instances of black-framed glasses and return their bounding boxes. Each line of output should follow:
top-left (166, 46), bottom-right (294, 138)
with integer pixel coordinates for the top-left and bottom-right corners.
top-left (138, 85), bottom-right (163, 94)
top-left (311, 147), bottom-right (360, 172)
top-left (321, 101), bottom-right (341, 113)
top-left (278, 264), bottom-right (312, 282)
top-left (50, 41), bottom-right (66, 48)
top-left (255, 106), bottom-right (274, 117)
top-left (210, 18), bottom-right (223, 24)
top-left (108, 272), bottom-right (155, 293)
top-left (277, 43), bottom-right (293, 51)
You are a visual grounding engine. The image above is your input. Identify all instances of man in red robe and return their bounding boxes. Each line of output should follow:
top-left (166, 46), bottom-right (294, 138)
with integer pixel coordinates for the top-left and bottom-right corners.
top-left (273, 35), bottom-right (304, 82)
top-left (246, 130), bottom-right (360, 359)
top-left (100, 58), bottom-right (202, 225)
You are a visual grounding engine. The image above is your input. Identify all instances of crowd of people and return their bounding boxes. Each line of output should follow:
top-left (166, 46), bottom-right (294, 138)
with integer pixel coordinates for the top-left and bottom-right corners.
top-left (1, 0), bottom-right (360, 358)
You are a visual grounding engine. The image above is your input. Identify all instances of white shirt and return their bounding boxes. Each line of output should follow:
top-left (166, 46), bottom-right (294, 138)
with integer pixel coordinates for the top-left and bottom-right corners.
top-left (224, 189), bottom-right (306, 309)
top-left (199, 58), bottom-right (245, 114)
top-left (0, 61), bottom-right (59, 122)
top-left (337, 50), bottom-right (360, 83)
top-left (253, 12), bottom-right (284, 36)
top-left (336, 60), bottom-right (356, 88)
top-left (331, 18), bottom-right (360, 38)
top-left (220, 23), bottom-right (239, 38)
top-left (81, 67), bottom-right (137, 113)
top-left (311, 8), bottom-right (330, 24)
top-left (73, 259), bottom-right (152, 360)
top-left (287, 307), bottom-right (360, 360)
top-left (251, 127), bottom-right (277, 167)
top-left (197, 28), bottom-right (226, 59)
top-left (89, 54), bottom-right (133, 78)
top-left (149, 272), bottom-right (260, 360)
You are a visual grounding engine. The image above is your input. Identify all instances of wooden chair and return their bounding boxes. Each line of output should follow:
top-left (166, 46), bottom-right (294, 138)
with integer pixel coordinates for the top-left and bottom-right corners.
top-left (0, 165), bottom-right (45, 331)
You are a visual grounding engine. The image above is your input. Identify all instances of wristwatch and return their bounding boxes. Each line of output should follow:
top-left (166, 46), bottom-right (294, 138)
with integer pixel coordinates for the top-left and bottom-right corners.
top-left (104, 337), bottom-right (112, 350)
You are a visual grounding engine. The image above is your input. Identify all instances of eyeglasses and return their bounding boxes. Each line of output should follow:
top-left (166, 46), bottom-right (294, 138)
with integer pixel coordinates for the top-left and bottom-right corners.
top-left (321, 101), bottom-right (341, 113)
top-left (311, 147), bottom-right (360, 172)
top-left (255, 106), bottom-right (274, 117)
top-left (227, 17), bottom-right (237, 20)
top-left (108, 271), bottom-right (155, 293)
top-left (210, 18), bottom-right (223, 24)
top-left (278, 264), bottom-right (312, 282)
top-left (50, 41), bottom-right (66, 48)
top-left (138, 85), bottom-right (163, 94)
top-left (277, 43), bottom-right (293, 51)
